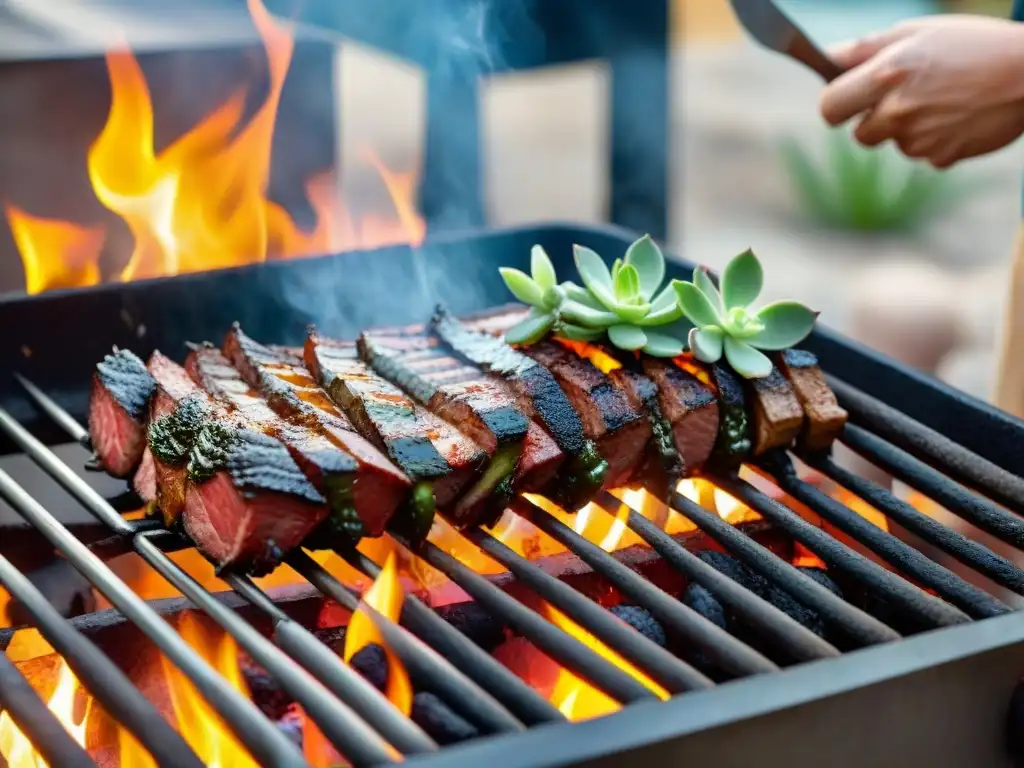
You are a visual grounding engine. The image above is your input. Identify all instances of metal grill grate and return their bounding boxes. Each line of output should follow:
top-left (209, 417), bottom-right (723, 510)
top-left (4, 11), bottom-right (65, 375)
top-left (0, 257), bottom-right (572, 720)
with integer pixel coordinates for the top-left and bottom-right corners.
top-left (0, 367), bottom-right (1020, 767)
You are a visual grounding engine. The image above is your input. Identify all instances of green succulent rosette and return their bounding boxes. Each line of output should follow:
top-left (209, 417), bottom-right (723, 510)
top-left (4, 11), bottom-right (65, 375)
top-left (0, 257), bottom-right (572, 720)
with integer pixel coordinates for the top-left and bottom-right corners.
top-left (671, 249), bottom-right (818, 378)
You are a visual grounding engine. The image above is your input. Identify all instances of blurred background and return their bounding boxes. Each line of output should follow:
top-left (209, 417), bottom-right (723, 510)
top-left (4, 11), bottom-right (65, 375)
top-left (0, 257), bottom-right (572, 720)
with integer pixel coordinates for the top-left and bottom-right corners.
top-left (0, 0), bottom-right (1020, 402)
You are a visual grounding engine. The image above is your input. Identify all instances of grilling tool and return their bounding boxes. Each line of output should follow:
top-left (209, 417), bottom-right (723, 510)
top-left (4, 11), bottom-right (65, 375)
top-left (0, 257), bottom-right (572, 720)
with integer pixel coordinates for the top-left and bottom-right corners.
top-left (729, 0), bottom-right (846, 82)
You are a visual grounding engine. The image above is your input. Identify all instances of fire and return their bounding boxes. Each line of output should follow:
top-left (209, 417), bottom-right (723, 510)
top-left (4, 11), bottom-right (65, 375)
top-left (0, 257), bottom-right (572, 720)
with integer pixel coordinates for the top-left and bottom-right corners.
top-left (117, 612), bottom-right (257, 768)
top-left (8, 0), bottom-right (424, 295)
top-left (0, 660), bottom-right (88, 768)
top-left (553, 338), bottom-right (623, 374)
top-left (543, 603), bottom-right (669, 722)
top-left (343, 551), bottom-right (413, 716)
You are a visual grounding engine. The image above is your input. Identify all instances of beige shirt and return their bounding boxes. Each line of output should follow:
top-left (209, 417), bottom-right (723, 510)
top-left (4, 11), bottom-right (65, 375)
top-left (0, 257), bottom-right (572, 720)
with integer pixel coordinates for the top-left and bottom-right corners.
top-left (994, 227), bottom-right (1024, 418)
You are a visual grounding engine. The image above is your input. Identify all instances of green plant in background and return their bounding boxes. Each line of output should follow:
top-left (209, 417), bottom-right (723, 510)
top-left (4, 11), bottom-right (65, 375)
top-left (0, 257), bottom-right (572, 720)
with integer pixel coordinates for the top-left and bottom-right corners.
top-left (780, 125), bottom-right (956, 233)
top-left (672, 249), bottom-right (818, 378)
top-left (499, 236), bottom-right (688, 357)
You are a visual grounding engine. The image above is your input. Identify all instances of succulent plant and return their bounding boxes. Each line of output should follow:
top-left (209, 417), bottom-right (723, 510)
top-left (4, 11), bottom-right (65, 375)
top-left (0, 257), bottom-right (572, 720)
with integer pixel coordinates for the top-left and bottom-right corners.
top-left (499, 236), bottom-right (689, 357)
top-left (671, 249), bottom-right (818, 379)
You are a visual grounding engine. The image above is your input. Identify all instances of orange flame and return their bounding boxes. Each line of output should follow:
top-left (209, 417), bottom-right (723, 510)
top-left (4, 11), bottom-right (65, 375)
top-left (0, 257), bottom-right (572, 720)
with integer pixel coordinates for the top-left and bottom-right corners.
top-left (5, 204), bottom-right (104, 294)
top-left (0, 660), bottom-right (89, 768)
top-left (8, 0), bottom-right (424, 295)
top-left (543, 604), bottom-right (669, 722)
top-left (117, 613), bottom-right (258, 768)
top-left (343, 551), bottom-right (413, 716)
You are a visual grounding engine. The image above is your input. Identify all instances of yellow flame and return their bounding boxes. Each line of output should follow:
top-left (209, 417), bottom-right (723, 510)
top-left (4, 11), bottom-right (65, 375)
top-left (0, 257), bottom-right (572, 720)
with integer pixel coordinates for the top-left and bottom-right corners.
top-left (0, 660), bottom-right (89, 768)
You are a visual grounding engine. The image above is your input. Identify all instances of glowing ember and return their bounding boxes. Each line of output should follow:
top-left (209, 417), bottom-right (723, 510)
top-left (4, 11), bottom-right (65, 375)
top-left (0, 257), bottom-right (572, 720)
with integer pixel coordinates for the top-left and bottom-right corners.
top-left (8, 0), bottom-right (424, 295)
top-left (553, 338), bottom-right (623, 375)
top-left (343, 551), bottom-right (413, 716)
top-left (0, 660), bottom-right (88, 768)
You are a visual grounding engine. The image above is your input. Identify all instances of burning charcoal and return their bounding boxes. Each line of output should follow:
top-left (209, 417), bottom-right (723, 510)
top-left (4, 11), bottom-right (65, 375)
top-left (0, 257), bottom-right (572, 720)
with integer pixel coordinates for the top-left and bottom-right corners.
top-left (798, 566), bottom-right (843, 599)
top-left (491, 637), bottom-right (559, 698)
top-left (411, 692), bottom-right (479, 745)
top-left (610, 605), bottom-right (668, 648)
top-left (241, 657), bottom-right (293, 720)
top-left (350, 644), bottom-right (388, 692)
top-left (276, 707), bottom-right (304, 748)
top-left (763, 585), bottom-right (827, 639)
top-left (678, 585), bottom-right (729, 681)
top-left (697, 551), bottom-right (769, 597)
top-left (681, 585), bottom-right (727, 631)
top-left (441, 603), bottom-right (505, 651)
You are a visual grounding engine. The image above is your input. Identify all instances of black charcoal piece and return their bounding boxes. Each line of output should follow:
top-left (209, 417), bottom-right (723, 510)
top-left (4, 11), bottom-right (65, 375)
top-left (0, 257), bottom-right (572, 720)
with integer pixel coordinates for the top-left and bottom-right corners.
top-left (610, 604), bottom-right (669, 648)
top-left (697, 550), bottom-right (769, 597)
top-left (350, 643), bottom-right (388, 692)
top-left (763, 585), bottom-right (827, 638)
top-left (241, 658), bottom-right (293, 721)
top-left (276, 708), bottom-right (304, 748)
top-left (681, 585), bottom-right (727, 630)
top-left (441, 602), bottom-right (506, 651)
top-left (798, 566), bottom-right (843, 598)
top-left (412, 692), bottom-right (480, 745)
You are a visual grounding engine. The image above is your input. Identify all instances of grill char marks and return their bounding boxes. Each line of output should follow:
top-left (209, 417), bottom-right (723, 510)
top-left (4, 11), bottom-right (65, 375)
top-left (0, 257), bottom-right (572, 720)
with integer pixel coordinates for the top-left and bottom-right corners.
top-left (609, 367), bottom-right (682, 499)
top-left (146, 351), bottom-right (325, 572)
top-left (641, 358), bottom-right (720, 477)
top-left (186, 343), bottom-right (370, 540)
top-left (431, 306), bottom-right (608, 505)
top-left (222, 326), bottom-right (411, 537)
top-left (774, 349), bottom-right (848, 452)
top-left (523, 340), bottom-right (649, 488)
top-left (88, 348), bottom-right (156, 477)
top-left (359, 326), bottom-right (533, 527)
top-left (745, 366), bottom-right (805, 456)
top-left (304, 330), bottom-right (485, 513)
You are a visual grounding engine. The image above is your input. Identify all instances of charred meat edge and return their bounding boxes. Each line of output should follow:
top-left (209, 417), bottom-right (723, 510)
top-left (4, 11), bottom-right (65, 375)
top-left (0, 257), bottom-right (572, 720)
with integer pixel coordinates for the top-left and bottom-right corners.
top-left (707, 362), bottom-right (753, 466)
top-left (744, 365), bottom-right (804, 456)
top-left (358, 327), bottom-right (528, 528)
top-left (223, 325), bottom-right (412, 539)
top-left (774, 349), bottom-right (848, 452)
top-left (186, 342), bottom-right (368, 542)
top-left (641, 358), bottom-right (720, 478)
top-left (146, 352), bottom-right (325, 573)
top-left (522, 340), bottom-right (650, 489)
top-left (304, 329), bottom-right (487, 540)
top-left (88, 347), bottom-right (156, 477)
top-left (430, 305), bottom-right (607, 506)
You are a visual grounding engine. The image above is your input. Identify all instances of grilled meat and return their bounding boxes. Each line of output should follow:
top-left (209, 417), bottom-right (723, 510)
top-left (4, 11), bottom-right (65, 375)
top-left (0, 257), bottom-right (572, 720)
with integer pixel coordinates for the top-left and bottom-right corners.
top-left (359, 326), bottom-right (532, 527)
top-left (134, 446), bottom-right (157, 503)
top-left (523, 340), bottom-right (649, 487)
top-left (431, 306), bottom-right (607, 505)
top-left (222, 327), bottom-right (412, 537)
top-left (707, 363), bottom-right (753, 466)
top-left (187, 343), bottom-right (372, 540)
top-left (88, 348), bottom-right (156, 477)
top-left (609, 367), bottom-right (682, 500)
top-left (774, 349), bottom-right (848, 452)
top-left (305, 329), bottom-right (486, 537)
top-left (641, 358), bottom-right (719, 476)
top-left (147, 352), bottom-right (325, 571)
top-left (745, 366), bottom-right (804, 456)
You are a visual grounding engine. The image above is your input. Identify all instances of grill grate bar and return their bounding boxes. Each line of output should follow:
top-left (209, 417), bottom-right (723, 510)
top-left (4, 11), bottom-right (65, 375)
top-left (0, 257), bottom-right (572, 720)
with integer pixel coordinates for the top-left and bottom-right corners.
top-left (0, 554), bottom-right (205, 768)
top-left (287, 550), bottom-right (526, 736)
top-left (828, 375), bottom-right (1024, 514)
top-left (761, 453), bottom-right (1012, 619)
top-left (808, 456), bottom-right (1024, 595)
top-left (594, 492), bottom-right (841, 664)
top-left (338, 549), bottom-right (564, 727)
top-left (0, 651), bottom-right (95, 768)
top-left (667, 490), bottom-right (901, 646)
top-left (399, 535), bottom-right (658, 705)
top-left (463, 527), bottom-right (714, 693)
top-left (514, 499), bottom-right (780, 679)
top-left (134, 533), bottom-right (400, 767)
top-left (715, 475), bottom-right (971, 628)
top-left (841, 424), bottom-right (1024, 550)
top-left (223, 572), bottom-right (440, 756)
top-left (0, 469), bottom-right (308, 768)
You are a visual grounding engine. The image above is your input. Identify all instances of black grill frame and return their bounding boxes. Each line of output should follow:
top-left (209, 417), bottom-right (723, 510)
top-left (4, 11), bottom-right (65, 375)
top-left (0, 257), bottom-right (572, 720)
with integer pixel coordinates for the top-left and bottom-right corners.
top-left (0, 223), bottom-right (1021, 767)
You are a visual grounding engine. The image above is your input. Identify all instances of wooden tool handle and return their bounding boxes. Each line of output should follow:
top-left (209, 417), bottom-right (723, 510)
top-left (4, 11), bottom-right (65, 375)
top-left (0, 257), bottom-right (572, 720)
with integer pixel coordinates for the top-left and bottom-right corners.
top-left (993, 227), bottom-right (1024, 419)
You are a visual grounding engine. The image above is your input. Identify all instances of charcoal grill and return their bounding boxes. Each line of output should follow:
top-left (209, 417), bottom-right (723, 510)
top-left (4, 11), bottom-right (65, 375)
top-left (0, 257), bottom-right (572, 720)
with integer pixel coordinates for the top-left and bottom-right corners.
top-left (0, 223), bottom-right (1022, 768)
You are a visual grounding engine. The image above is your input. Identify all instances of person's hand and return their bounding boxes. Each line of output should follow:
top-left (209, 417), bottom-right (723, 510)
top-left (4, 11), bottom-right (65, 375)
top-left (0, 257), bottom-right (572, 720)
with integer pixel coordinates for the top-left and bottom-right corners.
top-left (819, 15), bottom-right (1024, 168)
